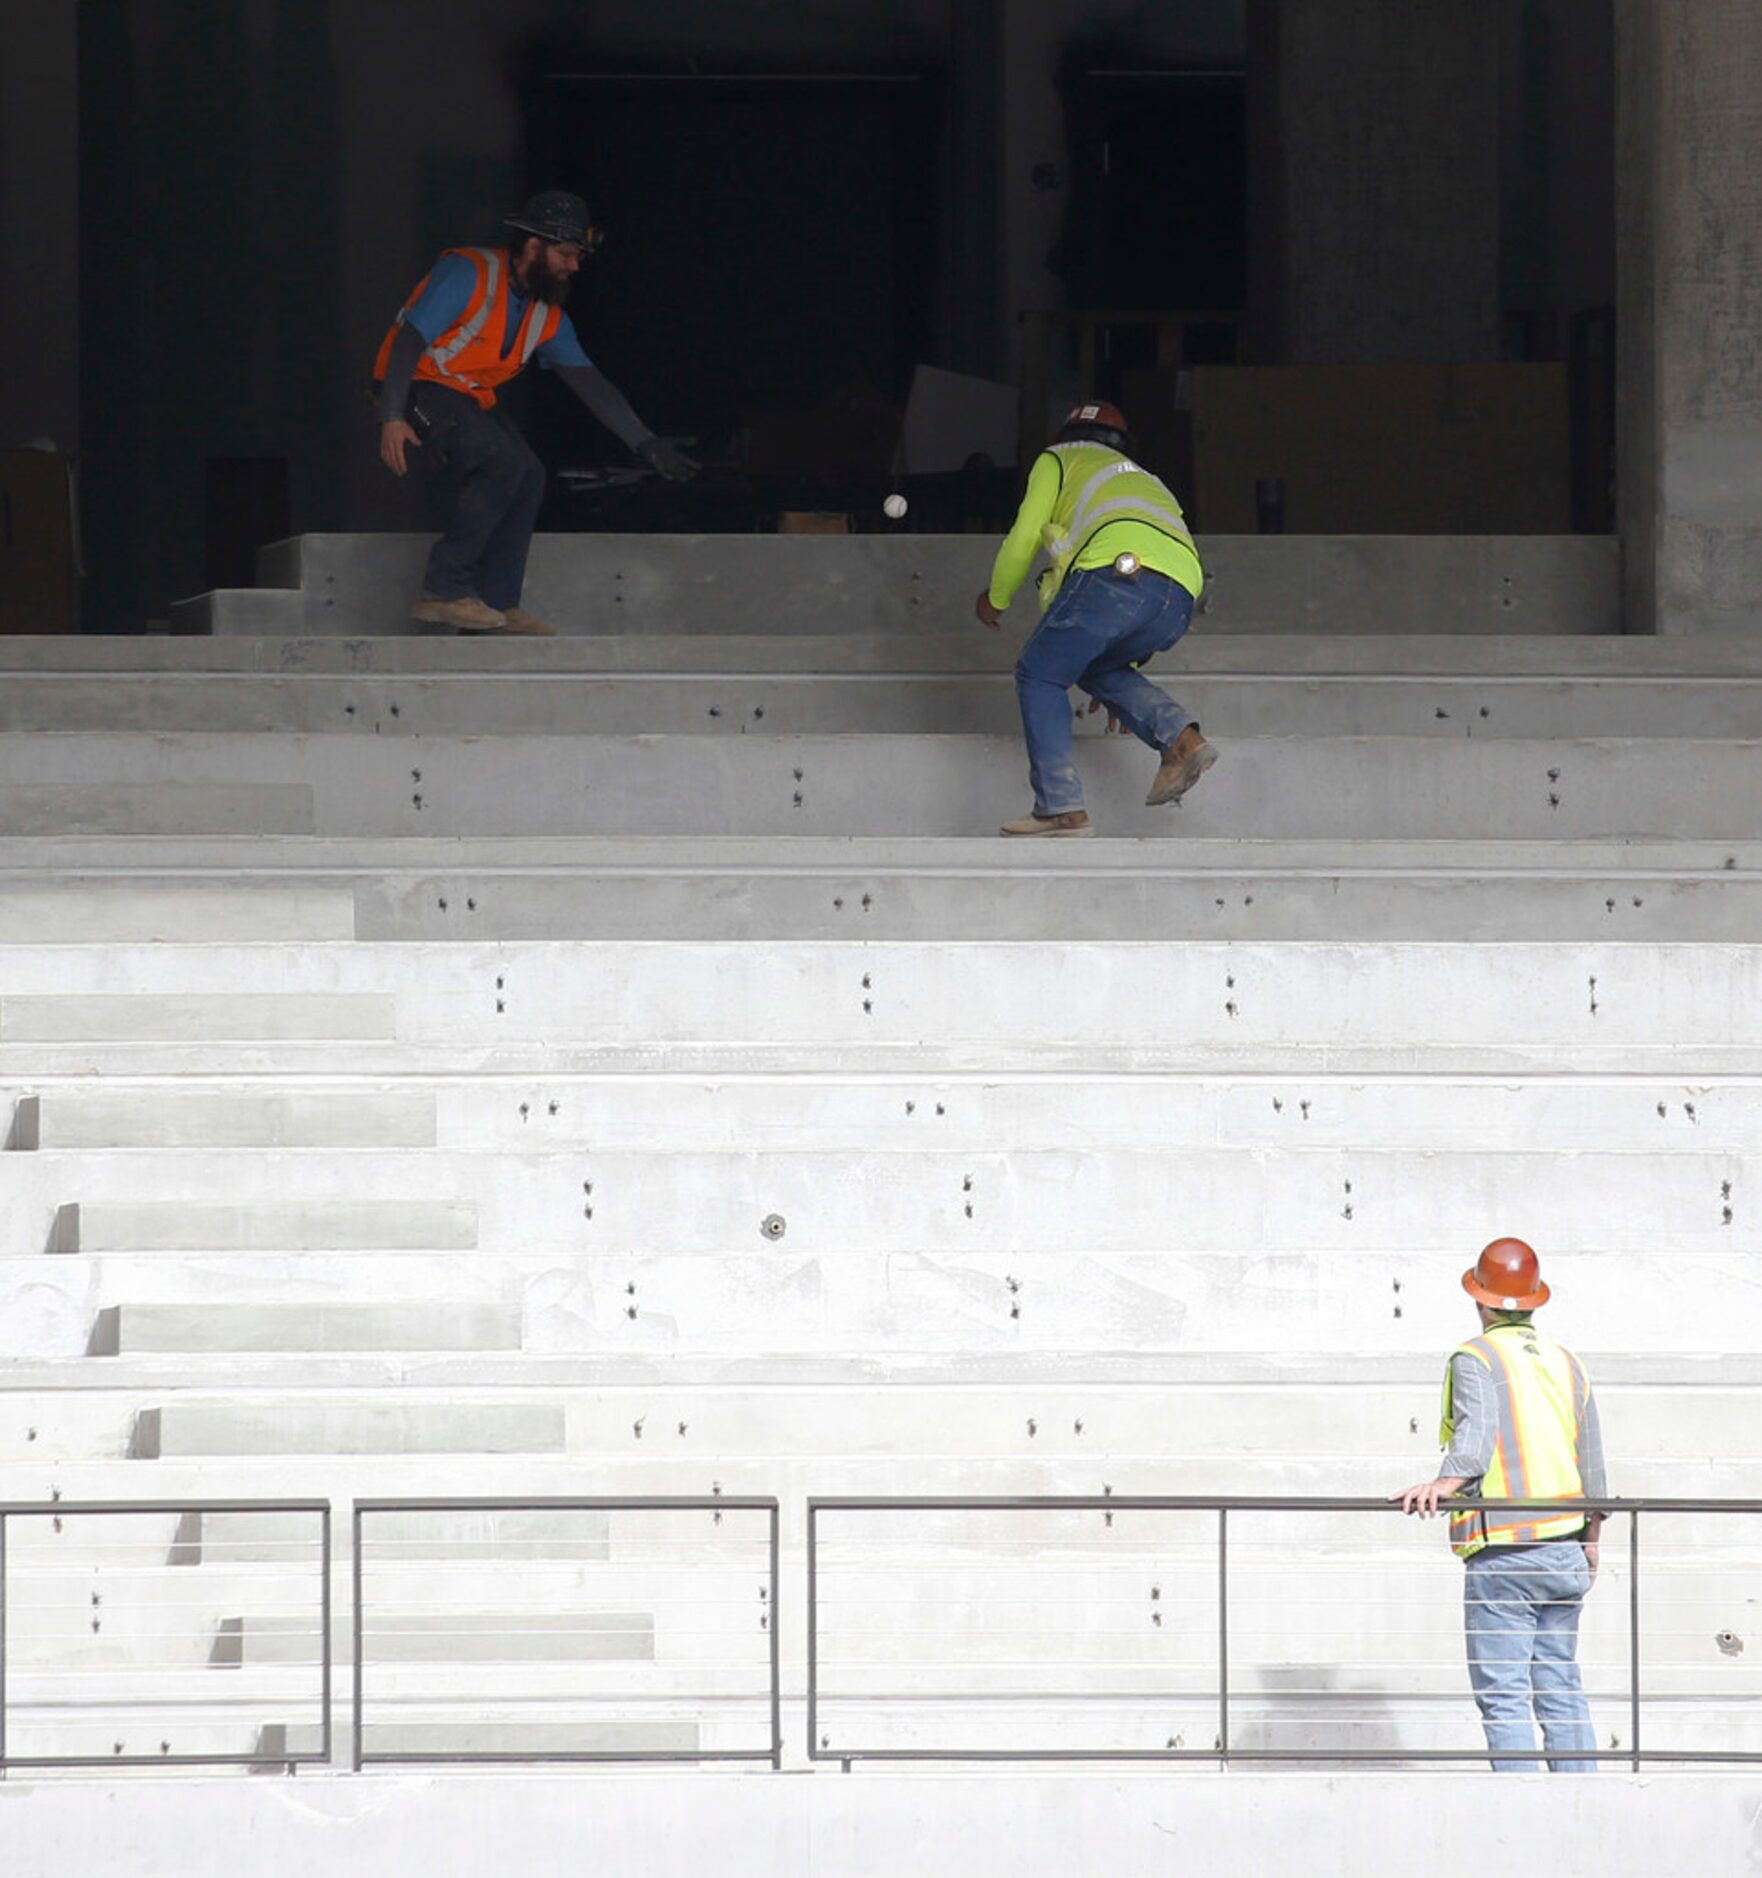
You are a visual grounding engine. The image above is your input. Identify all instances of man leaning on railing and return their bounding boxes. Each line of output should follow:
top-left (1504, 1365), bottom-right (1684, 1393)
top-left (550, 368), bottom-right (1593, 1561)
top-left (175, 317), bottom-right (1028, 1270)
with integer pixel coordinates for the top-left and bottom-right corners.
top-left (1392, 1238), bottom-right (1608, 1772)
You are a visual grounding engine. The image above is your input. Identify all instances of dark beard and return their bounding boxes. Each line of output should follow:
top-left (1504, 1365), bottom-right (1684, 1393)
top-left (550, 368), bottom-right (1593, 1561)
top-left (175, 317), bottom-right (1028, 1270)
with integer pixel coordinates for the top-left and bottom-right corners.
top-left (528, 252), bottom-right (573, 307)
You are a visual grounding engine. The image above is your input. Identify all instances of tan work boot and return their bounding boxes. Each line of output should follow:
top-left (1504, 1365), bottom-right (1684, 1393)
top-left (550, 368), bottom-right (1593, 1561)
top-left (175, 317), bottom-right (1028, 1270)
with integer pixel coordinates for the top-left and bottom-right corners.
top-left (1000, 809), bottom-right (1093, 838)
top-left (498, 607), bottom-right (559, 637)
top-left (410, 595), bottom-right (507, 632)
top-left (1146, 725), bottom-right (1217, 806)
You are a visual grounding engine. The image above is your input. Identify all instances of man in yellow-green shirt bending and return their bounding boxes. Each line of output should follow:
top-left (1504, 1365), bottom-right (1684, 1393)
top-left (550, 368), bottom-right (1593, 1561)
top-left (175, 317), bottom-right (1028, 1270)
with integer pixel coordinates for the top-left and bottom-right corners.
top-left (976, 401), bottom-right (1213, 837)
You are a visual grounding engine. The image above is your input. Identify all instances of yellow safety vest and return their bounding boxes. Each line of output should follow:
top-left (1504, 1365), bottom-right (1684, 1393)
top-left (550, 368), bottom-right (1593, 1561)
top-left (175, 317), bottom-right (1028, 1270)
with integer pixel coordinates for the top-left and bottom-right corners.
top-left (1440, 1322), bottom-right (1592, 1559)
top-left (1034, 442), bottom-right (1202, 611)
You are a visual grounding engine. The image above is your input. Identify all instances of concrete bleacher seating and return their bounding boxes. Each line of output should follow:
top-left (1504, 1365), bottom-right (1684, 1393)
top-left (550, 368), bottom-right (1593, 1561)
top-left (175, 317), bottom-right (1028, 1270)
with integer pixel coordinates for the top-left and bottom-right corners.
top-left (3, 531), bottom-right (1761, 1787)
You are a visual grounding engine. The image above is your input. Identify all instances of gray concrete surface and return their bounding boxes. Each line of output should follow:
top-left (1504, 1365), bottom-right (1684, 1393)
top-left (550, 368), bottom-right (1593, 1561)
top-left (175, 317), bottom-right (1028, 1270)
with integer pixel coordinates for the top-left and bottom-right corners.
top-left (23, 629), bottom-right (1762, 677)
top-left (244, 532), bottom-right (1618, 636)
top-left (9, 669), bottom-right (1762, 737)
top-left (6, 728), bottom-right (1762, 839)
top-left (1618, 1), bottom-right (1762, 633)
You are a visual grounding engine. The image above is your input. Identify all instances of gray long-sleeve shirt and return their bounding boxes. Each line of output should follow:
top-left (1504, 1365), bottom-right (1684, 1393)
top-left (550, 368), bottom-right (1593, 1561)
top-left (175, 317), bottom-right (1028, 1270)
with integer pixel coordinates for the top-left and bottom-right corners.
top-left (1440, 1339), bottom-right (1608, 1501)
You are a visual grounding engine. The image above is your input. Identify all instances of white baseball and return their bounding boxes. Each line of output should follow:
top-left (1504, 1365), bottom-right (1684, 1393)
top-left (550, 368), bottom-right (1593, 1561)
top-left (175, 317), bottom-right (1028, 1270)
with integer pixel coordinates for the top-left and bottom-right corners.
top-left (883, 493), bottom-right (908, 519)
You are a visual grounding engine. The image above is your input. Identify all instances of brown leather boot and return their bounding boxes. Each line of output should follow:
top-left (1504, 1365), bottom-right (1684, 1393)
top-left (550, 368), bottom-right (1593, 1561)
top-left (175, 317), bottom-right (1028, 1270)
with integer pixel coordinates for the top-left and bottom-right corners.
top-left (1146, 725), bottom-right (1217, 806)
top-left (1000, 809), bottom-right (1093, 837)
top-left (498, 608), bottom-right (560, 636)
top-left (410, 595), bottom-right (507, 632)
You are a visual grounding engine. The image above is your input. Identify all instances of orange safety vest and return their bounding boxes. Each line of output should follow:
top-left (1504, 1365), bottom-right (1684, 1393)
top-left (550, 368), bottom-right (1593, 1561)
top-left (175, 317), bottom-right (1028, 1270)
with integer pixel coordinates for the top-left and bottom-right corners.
top-left (1440, 1322), bottom-right (1593, 1559)
top-left (373, 247), bottom-right (563, 410)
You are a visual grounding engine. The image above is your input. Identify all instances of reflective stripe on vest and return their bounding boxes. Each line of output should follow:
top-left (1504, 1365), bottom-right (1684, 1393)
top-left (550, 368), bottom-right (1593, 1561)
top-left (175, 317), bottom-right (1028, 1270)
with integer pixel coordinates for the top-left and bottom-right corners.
top-left (1440, 1323), bottom-right (1589, 1559)
top-left (1035, 443), bottom-right (1196, 610)
top-left (375, 248), bottom-right (562, 409)
top-left (427, 248), bottom-right (502, 377)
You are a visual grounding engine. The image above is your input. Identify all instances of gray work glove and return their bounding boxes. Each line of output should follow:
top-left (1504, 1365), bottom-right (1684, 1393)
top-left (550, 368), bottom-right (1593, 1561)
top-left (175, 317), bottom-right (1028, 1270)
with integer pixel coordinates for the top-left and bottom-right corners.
top-left (637, 435), bottom-right (699, 483)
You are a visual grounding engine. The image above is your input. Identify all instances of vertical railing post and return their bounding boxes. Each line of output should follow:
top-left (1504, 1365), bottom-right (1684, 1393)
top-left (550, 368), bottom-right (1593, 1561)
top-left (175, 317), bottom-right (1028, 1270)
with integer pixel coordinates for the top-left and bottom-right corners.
top-left (1217, 1507), bottom-right (1229, 1765)
top-left (769, 1503), bottom-right (782, 1770)
top-left (350, 1504), bottom-right (364, 1772)
top-left (1628, 1510), bottom-right (1641, 1773)
top-left (0, 1510), bottom-right (8, 1775)
top-left (805, 1503), bottom-right (818, 1763)
top-left (319, 1504), bottom-right (333, 1771)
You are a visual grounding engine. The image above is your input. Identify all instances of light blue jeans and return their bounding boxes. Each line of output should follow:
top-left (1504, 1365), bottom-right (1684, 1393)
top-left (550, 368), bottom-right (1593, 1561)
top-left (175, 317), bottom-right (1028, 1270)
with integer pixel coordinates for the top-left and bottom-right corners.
top-left (1463, 1539), bottom-right (1597, 1771)
top-left (1013, 566), bottom-right (1195, 815)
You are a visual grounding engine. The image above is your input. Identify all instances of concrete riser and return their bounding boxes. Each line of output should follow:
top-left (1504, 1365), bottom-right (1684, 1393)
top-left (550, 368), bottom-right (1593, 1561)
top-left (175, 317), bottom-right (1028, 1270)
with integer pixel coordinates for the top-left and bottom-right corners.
top-left (0, 1382), bottom-right (1748, 1466)
top-left (4, 1247), bottom-right (1759, 1361)
top-left (9, 673), bottom-right (1759, 738)
top-left (12, 1075), bottom-right (1762, 1154)
top-left (11, 732), bottom-right (1762, 837)
top-left (6, 1143), bottom-right (1762, 1258)
top-left (8, 941), bottom-right (1762, 1051)
top-left (249, 532), bottom-right (1620, 638)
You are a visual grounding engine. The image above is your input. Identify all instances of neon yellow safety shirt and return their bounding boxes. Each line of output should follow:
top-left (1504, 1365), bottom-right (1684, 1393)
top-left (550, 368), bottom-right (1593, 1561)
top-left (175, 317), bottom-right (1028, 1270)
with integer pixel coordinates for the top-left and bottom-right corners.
top-left (986, 442), bottom-right (1205, 614)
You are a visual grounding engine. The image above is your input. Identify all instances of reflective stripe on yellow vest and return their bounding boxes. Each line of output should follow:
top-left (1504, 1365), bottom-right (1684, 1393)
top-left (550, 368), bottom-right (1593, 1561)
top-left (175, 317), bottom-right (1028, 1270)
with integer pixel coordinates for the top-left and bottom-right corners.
top-left (1440, 1322), bottom-right (1590, 1559)
top-left (1034, 442), bottom-right (1198, 611)
top-left (373, 248), bottom-right (562, 410)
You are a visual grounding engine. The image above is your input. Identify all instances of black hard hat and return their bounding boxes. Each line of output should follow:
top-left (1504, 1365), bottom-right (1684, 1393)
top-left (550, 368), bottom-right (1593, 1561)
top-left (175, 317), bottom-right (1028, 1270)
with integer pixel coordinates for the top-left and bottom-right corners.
top-left (506, 190), bottom-right (601, 250)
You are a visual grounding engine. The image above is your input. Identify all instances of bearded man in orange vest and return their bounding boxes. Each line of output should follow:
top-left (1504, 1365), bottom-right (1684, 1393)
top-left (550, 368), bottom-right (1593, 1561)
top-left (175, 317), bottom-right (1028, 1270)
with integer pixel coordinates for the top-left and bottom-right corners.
top-left (1393, 1238), bottom-right (1608, 1771)
top-left (374, 191), bottom-right (694, 635)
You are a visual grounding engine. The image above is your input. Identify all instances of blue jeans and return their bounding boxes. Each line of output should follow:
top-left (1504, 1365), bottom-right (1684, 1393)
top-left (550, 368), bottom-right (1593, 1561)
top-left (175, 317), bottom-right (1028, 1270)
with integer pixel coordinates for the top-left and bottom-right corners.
top-left (1464, 1540), bottom-right (1597, 1772)
top-left (1013, 566), bottom-right (1195, 816)
top-left (411, 384), bottom-right (546, 611)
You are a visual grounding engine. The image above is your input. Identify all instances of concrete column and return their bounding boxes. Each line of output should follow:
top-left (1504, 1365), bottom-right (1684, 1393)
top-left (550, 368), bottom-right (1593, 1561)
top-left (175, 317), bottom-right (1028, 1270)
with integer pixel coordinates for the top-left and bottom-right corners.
top-left (1617, 1), bottom-right (1762, 635)
top-left (1247, 0), bottom-right (1500, 364)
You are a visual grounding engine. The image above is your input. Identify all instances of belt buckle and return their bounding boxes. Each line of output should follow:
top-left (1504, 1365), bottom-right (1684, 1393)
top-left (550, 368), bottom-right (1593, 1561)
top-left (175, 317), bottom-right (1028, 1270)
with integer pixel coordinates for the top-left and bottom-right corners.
top-left (1111, 551), bottom-right (1141, 578)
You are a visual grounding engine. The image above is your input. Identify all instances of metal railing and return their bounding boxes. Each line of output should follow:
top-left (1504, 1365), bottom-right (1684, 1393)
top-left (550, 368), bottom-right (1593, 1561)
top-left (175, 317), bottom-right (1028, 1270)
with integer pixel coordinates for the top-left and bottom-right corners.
top-left (806, 1496), bottom-right (1762, 1770)
top-left (352, 1497), bottom-right (782, 1769)
top-left (0, 1499), bottom-right (331, 1772)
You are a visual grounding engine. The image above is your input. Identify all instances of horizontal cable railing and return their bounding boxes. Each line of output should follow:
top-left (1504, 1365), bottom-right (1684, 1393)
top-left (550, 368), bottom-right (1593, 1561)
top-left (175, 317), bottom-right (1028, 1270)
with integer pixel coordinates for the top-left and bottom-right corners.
top-left (0, 1500), bottom-right (331, 1772)
top-left (806, 1497), bottom-right (1762, 1769)
top-left (351, 1498), bottom-right (781, 1770)
top-left (7, 1495), bottom-right (1755, 1773)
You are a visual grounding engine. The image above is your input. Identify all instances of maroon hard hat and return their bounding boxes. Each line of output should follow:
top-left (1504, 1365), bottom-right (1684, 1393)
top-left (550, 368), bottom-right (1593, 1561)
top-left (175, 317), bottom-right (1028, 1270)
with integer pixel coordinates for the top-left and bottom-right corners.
top-left (1462, 1237), bottom-right (1550, 1310)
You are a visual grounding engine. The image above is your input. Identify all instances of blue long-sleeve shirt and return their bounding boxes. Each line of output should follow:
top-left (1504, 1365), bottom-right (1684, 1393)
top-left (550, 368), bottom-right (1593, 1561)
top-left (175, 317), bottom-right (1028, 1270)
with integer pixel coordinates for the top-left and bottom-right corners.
top-left (403, 251), bottom-right (592, 368)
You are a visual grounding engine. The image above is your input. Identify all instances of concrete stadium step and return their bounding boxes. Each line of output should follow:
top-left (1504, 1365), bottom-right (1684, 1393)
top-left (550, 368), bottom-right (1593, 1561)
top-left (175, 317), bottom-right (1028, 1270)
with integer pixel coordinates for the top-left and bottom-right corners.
top-left (7, 942), bottom-right (1762, 1059)
top-left (9, 1142), bottom-right (1760, 1258)
top-left (275, 1609), bottom-right (656, 1667)
top-left (13, 1245), bottom-right (1755, 1362)
top-left (0, 782), bottom-right (315, 837)
top-left (0, 881), bottom-right (356, 943)
top-left (12, 1069), bottom-right (1762, 1155)
top-left (12, 1088), bottom-right (438, 1150)
top-left (8, 837), bottom-right (1762, 944)
top-left (11, 671), bottom-right (1762, 740)
top-left (207, 531), bottom-right (1617, 638)
top-left (103, 1382), bottom-right (1762, 1465)
top-left (92, 1303), bottom-right (521, 1355)
top-left (30, 631), bottom-right (1762, 679)
top-left (44, 1200), bottom-right (477, 1255)
top-left (8, 730), bottom-right (1762, 839)
top-left (276, 1718), bottom-right (702, 1758)
top-left (20, 1448), bottom-right (1759, 1531)
top-left (0, 991), bottom-right (391, 1044)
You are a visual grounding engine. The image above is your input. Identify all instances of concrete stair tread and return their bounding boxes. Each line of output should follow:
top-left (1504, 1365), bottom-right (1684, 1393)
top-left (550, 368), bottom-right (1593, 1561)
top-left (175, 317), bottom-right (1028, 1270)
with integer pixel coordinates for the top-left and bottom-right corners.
top-left (6, 832), bottom-right (1762, 873)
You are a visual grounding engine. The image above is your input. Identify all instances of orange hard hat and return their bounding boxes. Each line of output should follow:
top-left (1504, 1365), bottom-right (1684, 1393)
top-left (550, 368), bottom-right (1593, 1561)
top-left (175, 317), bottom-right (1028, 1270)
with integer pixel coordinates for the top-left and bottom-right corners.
top-left (1058, 400), bottom-right (1130, 439)
top-left (1462, 1237), bottom-right (1550, 1310)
